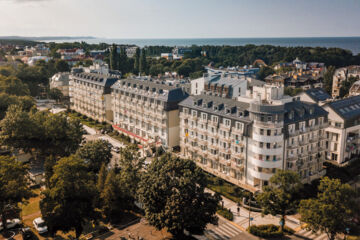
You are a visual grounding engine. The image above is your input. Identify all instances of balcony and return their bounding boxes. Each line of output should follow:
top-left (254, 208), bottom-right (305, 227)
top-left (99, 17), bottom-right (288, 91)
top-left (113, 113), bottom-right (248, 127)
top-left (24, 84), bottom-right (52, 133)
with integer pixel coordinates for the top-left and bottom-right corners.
top-left (250, 145), bottom-right (283, 155)
top-left (248, 168), bottom-right (273, 181)
top-left (249, 156), bottom-right (283, 168)
top-left (253, 132), bottom-right (283, 142)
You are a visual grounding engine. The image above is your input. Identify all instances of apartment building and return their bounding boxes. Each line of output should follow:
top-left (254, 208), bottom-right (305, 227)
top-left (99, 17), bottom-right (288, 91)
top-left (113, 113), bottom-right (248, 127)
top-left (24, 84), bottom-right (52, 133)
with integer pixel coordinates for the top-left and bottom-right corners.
top-left (50, 72), bottom-right (70, 97)
top-left (332, 66), bottom-right (360, 98)
top-left (179, 84), bottom-right (328, 191)
top-left (111, 78), bottom-right (188, 148)
top-left (70, 72), bottom-right (120, 122)
top-left (322, 95), bottom-right (360, 164)
top-left (191, 74), bottom-right (247, 97)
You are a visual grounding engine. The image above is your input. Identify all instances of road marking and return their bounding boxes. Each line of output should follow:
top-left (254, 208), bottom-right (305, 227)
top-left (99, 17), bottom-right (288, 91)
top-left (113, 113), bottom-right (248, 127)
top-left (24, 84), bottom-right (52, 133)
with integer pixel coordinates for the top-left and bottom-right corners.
top-left (221, 223), bottom-right (242, 236)
top-left (205, 230), bottom-right (222, 240)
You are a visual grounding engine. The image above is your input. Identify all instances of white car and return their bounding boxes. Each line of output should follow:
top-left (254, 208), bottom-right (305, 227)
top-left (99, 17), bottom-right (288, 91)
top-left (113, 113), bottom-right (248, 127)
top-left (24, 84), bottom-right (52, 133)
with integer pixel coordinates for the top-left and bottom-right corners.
top-left (0, 218), bottom-right (21, 231)
top-left (33, 217), bottom-right (48, 234)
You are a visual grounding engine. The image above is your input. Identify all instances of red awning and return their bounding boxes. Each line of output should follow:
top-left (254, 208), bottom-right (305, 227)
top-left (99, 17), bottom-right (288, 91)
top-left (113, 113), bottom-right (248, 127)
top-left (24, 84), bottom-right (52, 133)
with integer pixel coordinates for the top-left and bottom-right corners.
top-left (112, 125), bottom-right (149, 143)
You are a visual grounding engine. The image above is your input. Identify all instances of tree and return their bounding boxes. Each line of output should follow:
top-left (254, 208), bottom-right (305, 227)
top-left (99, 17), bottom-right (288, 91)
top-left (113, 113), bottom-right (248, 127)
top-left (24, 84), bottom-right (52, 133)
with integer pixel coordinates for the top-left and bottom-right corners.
top-left (324, 66), bottom-right (336, 95)
top-left (133, 47), bottom-right (140, 74)
top-left (137, 154), bottom-right (220, 237)
top-left (110, 44), bottom-right (118, 70)
top-left (0, 75), bottom-right (30, 96)
top-left (48, 88), bottom-right (63, 102)
top-left (0, 106), bottom-right (83, 158)
top-left (139, 48), bottom-right (147, 75)
top-left (118, 146), bottom-right (144, 201)
top-left (40, 155), bottom-right (98, 238)
top-left (100, 169), bottom-right (124, 221)
top-left (258, 66), bottom-right (275, 80)
top-left (299, 177), bottom-right (358, 240)
top-left (96, 163), bottom-right (108, 193)
top-left (0, 156), bottom-right (32, 230)
top-left (339, 75), bottom-right (358, 98)
top-left (55, 59), bottom-right (70, 72)
top-left (76, 140), bottom-right (112, 172)
top-left (118, 47), bottom-right (128, 73)
top-left (256, 170), bottom-right (302, 232)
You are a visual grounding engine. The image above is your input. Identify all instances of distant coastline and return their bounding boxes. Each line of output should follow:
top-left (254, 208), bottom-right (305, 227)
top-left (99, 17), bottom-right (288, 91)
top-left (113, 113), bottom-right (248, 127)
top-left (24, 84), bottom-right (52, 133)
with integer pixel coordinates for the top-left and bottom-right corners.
top-left (1, 36), bottom-right (359, 55)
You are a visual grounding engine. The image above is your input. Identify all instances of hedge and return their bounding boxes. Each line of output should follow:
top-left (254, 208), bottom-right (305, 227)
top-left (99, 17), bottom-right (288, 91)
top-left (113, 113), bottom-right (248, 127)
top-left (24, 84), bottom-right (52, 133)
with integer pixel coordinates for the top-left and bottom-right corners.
top-left (217, 207), bottom-right (233, 221)
top-left (247, 224), bottom-right (294, 238)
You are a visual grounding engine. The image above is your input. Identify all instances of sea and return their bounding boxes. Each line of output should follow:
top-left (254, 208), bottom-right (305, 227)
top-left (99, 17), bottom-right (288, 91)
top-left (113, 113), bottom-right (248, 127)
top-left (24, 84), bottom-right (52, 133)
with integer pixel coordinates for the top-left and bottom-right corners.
top-left (41, 37), bottom-right (360, 55)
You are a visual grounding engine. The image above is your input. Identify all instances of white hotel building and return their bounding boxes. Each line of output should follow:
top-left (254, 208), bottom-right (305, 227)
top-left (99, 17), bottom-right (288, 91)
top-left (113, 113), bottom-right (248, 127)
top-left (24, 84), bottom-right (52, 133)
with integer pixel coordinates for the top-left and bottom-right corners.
top-left (179, 84), bottom-right (328, 191)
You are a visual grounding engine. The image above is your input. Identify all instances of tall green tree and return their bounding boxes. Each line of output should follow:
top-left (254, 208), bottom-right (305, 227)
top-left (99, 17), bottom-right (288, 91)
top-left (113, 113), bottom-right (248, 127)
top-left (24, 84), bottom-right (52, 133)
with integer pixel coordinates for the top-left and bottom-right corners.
top-left (110, 44), bottom-right (118, 70)
top-left (100, 169), bottom-right (125, 221)
top-left (76, 140), bottom-right (112, 173)
top-left (256, 170), bottom-right (302, 232)
top-left (0, 156), bottom-right (32, 229)
top-left (0, 106), bottom-right (83, 158)
top-left (137, 154), bottom-right (220, 238)
top-left (40, 155), bottom-right (98, 238)
top-left (139, 48), bottom-right (147, 75)
top-left (55, 59), bottom-right (70, 72)
top-left (0, 75), bottom-right (30, 96)
top-left (299, 177), bottom-right (358, 240)
top-left (48, 88), bottom-right (64, 102)
top-left (133, 47), bottom-right (140, 74)
top-left (118, 146), bottom-right (144, 201)
top-left (324, 66), bottom-right (336, 95)
top-left (258, 66), bottom-right (275, 80)
top-left (118, 47), bottom-right (128, 73)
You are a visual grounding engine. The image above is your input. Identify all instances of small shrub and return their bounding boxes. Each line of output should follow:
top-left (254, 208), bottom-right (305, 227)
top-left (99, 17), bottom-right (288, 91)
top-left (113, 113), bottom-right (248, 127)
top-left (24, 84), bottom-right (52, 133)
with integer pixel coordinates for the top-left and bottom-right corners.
top-left (101, 121), bottom-right (107, 125)
top-left (248, 224), bottom-right (286, 238)
top-left (217, 207), bottom-right (233, 221)
top-left (214, 177), bottom-right (224, 186)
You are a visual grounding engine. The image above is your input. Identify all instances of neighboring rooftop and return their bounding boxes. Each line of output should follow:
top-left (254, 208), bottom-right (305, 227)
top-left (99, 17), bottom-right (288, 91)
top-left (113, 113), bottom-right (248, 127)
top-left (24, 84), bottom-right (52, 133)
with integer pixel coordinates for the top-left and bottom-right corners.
top-left (326, 95), bottom-right (360, 122)
top-left (304, 88), bottom-right (331, 102)
top-left (72, 72), bottom-right (120, 87)
top-left (179, 94), bottom-right (251, 123)
top-left (284, 100), bottom-right (328, 124)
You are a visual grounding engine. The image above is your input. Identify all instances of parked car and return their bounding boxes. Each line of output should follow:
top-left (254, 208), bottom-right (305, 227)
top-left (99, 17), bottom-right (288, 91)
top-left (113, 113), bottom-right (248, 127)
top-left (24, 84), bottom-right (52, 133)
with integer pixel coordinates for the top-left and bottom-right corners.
top-left (21, 227), bottom-right (34, 240)
top-left (0, 218), bottom-right (21, 231)
top-left (113, 146), bottom-right (120, 153)
top-left (33, 217), bottom-right (48, 234)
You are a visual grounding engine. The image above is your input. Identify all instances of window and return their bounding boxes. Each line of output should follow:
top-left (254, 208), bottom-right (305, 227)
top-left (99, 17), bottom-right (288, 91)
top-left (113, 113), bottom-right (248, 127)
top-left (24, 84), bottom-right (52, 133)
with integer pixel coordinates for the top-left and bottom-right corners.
top-left (267, 130), bottom-right (271, 136)
top-left (212, 115), bottom-right (218, 123)
top-left (260, 129), bottom-right (264, 135)
top-left (191, 110), bottom-right (197, 117)
top-left (224, 118), bottom-right (231, 126)
top-left (201, 113), bottom-right (207, 120)
top-left (235, 122), bottom-right (244, 131)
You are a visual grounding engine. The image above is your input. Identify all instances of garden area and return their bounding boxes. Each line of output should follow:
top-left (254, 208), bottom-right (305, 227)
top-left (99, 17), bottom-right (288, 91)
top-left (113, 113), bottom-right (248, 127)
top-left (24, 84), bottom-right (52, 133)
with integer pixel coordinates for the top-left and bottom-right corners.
top-left (66, 110), bottom-right (112, 132)
top-left (247, 224), bottom-right (294, 239)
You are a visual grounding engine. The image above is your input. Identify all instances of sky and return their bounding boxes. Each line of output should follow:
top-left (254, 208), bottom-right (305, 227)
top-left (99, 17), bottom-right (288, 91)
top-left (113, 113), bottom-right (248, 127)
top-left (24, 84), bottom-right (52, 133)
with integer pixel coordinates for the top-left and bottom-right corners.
top-left (0, 0), bottom-right (359, 38)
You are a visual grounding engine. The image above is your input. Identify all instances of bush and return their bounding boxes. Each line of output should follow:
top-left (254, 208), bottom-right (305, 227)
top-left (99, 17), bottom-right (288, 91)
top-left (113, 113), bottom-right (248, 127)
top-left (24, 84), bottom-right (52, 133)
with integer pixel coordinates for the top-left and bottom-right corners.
top-left (247, 224), bottom-right (293, 238)
top-left (217, 207), bottom-right (233, 221)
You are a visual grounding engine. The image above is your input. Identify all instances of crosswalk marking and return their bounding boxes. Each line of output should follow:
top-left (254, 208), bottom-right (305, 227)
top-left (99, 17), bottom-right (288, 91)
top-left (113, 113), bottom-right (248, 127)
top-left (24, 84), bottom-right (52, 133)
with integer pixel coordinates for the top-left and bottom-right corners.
top-left (221, 224), bottom-right (241, 236)
top-left (205, 222), bottom-right (242, 240)
top-left (296, 228), bottom-right (329, 240)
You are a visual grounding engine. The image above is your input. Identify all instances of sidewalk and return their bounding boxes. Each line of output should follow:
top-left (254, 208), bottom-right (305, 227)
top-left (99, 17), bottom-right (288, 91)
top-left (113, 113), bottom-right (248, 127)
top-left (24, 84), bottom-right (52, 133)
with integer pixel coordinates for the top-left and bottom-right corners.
top-left (205, 189), bottom-right (301, 231)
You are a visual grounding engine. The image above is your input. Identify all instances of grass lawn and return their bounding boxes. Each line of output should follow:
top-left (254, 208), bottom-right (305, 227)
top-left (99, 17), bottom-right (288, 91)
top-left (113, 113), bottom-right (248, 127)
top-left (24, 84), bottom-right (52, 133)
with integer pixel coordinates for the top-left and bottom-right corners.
top-left (205, 173), bottom-right (247, 204)
top-left (66, 111), bottom-right (109, 131)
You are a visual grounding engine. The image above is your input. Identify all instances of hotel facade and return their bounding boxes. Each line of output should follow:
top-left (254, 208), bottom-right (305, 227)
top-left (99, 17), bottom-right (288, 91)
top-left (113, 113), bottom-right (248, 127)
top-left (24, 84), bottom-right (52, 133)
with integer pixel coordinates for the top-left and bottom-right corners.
top-left (111, 78), bottom-right (188, 148)
top-left (179, 85), bottom-right (328, 191)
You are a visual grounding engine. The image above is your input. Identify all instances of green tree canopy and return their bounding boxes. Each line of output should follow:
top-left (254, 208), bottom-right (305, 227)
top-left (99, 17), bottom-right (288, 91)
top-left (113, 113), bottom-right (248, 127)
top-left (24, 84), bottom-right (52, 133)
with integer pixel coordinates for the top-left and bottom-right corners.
top-left (299, 177), bottom-right (358, 240)
top-left (76, 140), bottom-right (112, 172)
top-left (0, 106), bottom-right (83, 157)
top-left (48, 88), bottom-right (64, 102)
top-left (256, 170), bottom-right (302, 232)
top-left (0, 75), bottom-right (30, 96)
top-left (137, 154), bottom-right (220, 237)
top-left (55, 59), bottom-right (70, 72)
top-left (324, 66), bottom-right (336, 95)
top-left (0, 156), bottom-right (32, 229)
top-left (258, 66), bottom-right (275, 80)
top-left (40, 155), bottom-right (98, 237)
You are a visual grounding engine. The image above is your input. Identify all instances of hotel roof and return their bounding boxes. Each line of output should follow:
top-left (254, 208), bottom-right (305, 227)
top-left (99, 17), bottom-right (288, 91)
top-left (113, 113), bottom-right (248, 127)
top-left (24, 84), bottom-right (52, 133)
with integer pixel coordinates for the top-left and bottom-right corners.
top-left (304, 88), bottom-right (331, 102)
